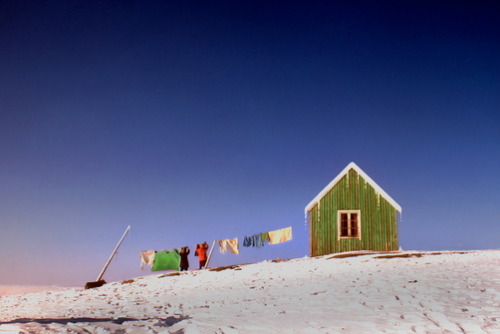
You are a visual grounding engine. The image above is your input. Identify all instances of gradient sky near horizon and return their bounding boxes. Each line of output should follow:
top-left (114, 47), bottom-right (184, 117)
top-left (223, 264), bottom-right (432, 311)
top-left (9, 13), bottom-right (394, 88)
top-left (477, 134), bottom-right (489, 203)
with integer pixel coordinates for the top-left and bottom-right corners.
top-left (1, 1), bottom-right (498, 286)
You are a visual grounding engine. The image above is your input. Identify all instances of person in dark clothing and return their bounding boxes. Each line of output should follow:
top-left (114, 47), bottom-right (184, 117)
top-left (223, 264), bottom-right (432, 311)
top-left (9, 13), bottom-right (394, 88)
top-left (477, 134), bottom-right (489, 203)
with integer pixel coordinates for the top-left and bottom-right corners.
top-left (179, 246), bottom-right (190, 271)
top-left (195, 242), bottom-right (209, 269)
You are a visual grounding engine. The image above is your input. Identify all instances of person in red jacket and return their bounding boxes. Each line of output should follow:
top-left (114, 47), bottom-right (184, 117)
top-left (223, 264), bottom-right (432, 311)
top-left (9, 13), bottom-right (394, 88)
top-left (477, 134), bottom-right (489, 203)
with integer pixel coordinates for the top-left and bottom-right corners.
top-left (195, 242), bottom-right (209, 269)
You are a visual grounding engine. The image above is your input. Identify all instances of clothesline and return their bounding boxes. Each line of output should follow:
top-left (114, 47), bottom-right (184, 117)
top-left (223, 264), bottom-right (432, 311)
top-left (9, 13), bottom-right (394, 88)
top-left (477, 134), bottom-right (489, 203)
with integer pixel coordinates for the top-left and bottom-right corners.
top-left (204, 226), bottom-right (293, 268)
top-left (215, 226), bottom-right (293, 251)
top-left (140, 226), bottom-right (293, 272)
top-left (209, 220), bottom-right (304, 243)
top-left (136, 222), bottom-right (301, 253)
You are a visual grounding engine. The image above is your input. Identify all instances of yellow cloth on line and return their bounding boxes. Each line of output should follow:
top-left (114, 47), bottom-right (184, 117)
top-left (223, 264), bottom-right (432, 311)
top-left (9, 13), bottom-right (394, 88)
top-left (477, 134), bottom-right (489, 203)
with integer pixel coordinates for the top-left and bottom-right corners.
top-left (218, 238), bottom-right (240, 254)
top-left (268, 226), bottom-right (292, 245)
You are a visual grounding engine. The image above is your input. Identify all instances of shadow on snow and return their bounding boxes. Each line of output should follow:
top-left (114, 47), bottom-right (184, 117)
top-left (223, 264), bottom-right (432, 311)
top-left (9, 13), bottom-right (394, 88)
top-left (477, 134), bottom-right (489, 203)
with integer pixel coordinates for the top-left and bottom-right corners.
top-left (0, 315), bottom-right (189, 327)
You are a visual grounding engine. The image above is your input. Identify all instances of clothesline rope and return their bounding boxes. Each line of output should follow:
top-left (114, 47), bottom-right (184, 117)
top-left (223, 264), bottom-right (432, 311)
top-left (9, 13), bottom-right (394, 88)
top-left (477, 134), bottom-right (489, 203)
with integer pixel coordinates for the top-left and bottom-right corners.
top-left (137, 224), bottom-right (295, 272)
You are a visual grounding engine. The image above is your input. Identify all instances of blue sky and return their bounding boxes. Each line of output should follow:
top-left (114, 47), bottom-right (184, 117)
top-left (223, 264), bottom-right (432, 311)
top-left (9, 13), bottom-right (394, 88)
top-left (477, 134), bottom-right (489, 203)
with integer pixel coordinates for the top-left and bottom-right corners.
top-left (1, 1), bottom-right (498, 286)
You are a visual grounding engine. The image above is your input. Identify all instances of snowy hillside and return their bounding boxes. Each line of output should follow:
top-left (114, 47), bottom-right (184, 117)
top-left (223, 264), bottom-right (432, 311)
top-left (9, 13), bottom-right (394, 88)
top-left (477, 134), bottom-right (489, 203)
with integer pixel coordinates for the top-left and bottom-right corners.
top-left (1, 250), bottom-right (498, 333)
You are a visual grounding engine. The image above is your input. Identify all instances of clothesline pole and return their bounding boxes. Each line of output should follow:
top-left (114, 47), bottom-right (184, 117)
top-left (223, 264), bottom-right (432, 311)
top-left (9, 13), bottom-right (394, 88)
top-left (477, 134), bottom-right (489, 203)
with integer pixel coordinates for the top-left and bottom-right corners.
top-left (204, 240), bottom-right (216, 269)
top-left (96, 225), bottom-right (131, 282)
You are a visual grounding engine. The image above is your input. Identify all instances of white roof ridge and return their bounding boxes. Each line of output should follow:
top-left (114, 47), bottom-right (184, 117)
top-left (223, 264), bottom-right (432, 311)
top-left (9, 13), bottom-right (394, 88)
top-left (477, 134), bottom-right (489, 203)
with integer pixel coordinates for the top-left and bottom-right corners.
top-left (304, 162), bottom-right (402, 214)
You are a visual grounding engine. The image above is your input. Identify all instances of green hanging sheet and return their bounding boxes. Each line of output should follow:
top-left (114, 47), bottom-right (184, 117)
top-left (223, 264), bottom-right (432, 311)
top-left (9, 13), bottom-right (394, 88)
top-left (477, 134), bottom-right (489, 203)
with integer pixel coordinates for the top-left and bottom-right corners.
top-left (152, 249), bottom-right (181, 271)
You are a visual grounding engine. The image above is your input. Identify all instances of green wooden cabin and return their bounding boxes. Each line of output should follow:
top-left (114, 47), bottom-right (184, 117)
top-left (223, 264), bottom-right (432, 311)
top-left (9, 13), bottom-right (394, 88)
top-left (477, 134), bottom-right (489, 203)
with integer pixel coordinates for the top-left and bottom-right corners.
top-left (305, 162), bottom-right (402, 256)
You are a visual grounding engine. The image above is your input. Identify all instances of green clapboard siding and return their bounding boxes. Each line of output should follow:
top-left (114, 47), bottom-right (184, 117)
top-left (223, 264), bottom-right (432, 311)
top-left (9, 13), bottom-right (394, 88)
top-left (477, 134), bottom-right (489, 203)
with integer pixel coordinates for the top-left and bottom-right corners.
top-left (309, 169), bottom-right (399, 256)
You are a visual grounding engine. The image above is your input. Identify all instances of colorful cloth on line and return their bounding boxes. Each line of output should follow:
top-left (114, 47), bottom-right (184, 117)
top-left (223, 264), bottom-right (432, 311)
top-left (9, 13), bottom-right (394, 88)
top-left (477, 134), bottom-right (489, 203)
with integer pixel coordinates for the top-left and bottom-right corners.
top-left (243, 233), bottom-right (265, 247)
top-left (152, 249), bottom-right (181, 271)
top-left (218, 238), bottom-right (240, 254)
top-left (268, 226), bottom-right (292, 244)
top-left (261, 232), bottom-right (269, 242)
top-left (139, 250), bottom-right (156, 270)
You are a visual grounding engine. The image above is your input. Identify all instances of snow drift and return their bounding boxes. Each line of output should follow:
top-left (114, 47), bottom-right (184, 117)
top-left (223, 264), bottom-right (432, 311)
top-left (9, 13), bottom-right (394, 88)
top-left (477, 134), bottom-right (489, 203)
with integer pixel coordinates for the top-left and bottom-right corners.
top-left (0, 250), bottom-right (498, 333)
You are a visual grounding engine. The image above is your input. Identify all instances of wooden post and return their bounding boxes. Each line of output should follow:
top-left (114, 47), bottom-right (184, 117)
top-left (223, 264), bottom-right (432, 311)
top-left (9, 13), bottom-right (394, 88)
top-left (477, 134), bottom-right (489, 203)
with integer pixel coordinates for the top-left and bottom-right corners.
top-left (204, 240), bottom-right (216, 269)
top-left (96, 225), bottom-right (131, 281)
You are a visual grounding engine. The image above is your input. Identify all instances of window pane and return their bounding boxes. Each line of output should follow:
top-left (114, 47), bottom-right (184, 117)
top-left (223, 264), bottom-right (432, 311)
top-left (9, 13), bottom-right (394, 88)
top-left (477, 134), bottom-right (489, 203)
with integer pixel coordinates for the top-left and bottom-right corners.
top-left (341, 220), bottom-right (348, 229)
top-left (339, 211), bottom-right (360, 238)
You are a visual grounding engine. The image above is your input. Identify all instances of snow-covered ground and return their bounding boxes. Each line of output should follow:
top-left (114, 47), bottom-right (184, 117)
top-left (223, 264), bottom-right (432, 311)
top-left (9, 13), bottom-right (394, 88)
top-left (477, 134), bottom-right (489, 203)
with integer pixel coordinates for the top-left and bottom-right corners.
top-left (0, 286), bottom-right (72, 296)
top-left (1, 250), bottom-right (498, 333)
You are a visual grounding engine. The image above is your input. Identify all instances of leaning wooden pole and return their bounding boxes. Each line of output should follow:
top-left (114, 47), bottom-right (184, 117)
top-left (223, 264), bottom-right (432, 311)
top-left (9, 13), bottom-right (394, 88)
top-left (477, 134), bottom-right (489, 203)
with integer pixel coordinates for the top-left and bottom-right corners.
top-left (204, 240), bottom-right (216, 269)
top-left (96, 225), bottom-right (131, 282)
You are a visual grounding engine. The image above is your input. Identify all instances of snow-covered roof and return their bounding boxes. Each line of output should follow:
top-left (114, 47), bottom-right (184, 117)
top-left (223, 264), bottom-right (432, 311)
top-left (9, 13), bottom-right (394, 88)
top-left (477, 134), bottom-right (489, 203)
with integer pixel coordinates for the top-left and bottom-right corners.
top-left (305, 162), bottom-right (402, 214)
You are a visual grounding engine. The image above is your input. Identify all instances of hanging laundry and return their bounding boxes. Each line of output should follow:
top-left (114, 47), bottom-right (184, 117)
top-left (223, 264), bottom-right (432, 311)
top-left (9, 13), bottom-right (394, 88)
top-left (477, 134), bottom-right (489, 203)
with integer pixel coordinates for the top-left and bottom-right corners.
top-left (268, 226), bottom-right (293, 245)
top-left (254, 233), bottom-right (264, 247)
top-left (243, 235), bottom-right (252, 247)
top-left (152, 249), bottom-right (181, 271)
top-left (218, 238), bottom-right (239, 254)
top-left (139, 250), bottom-right (156, 270)
top-left (243, 233), bottom-right (264, 247)
top-left (261, 232), bottom-right (270, 243)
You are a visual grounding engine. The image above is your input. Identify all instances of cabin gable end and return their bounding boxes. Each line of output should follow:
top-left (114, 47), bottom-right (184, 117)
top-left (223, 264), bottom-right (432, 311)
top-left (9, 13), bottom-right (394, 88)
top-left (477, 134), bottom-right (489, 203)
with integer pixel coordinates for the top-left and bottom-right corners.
top-left (307, 163), bottom-right (400, 256)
